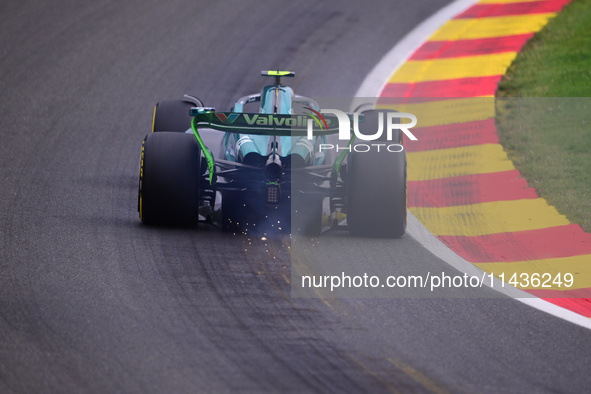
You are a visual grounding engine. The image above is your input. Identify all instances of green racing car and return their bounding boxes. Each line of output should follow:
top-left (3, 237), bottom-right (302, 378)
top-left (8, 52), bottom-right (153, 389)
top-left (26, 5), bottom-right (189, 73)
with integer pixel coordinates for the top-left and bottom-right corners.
top-left (138, 71), bottom-right (407, 237)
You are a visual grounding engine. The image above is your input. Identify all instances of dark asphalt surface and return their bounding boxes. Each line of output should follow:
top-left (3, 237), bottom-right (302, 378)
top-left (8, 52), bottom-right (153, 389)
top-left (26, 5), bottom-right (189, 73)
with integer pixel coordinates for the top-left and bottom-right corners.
top-left (1, 0), bottom-right (591, 393)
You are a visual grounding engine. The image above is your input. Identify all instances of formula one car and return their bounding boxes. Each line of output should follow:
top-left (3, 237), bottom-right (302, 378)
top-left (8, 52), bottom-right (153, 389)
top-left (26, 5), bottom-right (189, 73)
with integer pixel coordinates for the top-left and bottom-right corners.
top-left (138, 71), bottom-right (407, 237)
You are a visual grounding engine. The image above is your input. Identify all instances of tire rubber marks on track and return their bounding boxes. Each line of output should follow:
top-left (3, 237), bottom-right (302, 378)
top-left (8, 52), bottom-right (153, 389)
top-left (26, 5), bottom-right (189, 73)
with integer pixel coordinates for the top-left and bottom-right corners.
top-left (438, 224), bottom-right (591, 263)
top-left (408, 170), bottom-right (538, 207)
top-left (430, 13), bottom-right (556, 40)
top-left (411, 199), bottom-right (569, 236)
top-left (407, 144), bottom-right (514, 181)
top-left (389, 52), bottom-right (517, 83)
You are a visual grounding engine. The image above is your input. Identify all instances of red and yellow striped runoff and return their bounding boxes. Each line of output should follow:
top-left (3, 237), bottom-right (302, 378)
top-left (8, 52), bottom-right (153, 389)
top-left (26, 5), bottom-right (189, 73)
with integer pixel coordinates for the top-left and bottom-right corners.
top-left (380, 0), bottom-right (591, 316)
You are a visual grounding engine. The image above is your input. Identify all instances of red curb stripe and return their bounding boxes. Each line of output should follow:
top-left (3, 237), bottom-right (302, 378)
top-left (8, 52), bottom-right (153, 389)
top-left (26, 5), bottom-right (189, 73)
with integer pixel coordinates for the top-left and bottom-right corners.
top-left (529, 288), bottom-right (591, 299)
top-left (403, 119), bottom-right (498, 152)
top-left (539, 297), bottom-right (591, 318)
top-left (409, 34), bottom-right (534, 60)
top-left (382, 75), bottom-right (503, 98)
top-left (408, 170), bottom-right (537, 208)
top-left (438, 224), bottom-right (591, 263)
top-left (378, 97), bottom-right (478, 105)
top-left (455, 0), bottom-right (571, 19)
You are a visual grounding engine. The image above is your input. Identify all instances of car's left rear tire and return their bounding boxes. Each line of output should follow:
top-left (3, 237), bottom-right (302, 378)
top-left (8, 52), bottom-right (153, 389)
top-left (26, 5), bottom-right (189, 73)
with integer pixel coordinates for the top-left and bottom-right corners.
top-left (152, 100), bottom-right (195, 133)
top-left (139, 132), bottom-right (201, 226)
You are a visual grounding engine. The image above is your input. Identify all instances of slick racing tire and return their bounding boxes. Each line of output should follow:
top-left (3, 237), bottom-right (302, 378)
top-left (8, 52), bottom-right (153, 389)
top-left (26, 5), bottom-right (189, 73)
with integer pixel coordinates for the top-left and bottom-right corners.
top-left (152, 100), bottom-right (195, 133)
top-left (139, 132), bottom-right (201, 226)
top-left (346, 110), bottom-right (406, 238)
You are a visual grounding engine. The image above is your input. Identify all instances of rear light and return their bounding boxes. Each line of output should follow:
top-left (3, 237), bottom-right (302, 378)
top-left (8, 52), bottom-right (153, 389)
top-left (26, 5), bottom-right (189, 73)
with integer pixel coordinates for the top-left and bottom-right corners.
top-left (265, 183), bottom-right (280, 204)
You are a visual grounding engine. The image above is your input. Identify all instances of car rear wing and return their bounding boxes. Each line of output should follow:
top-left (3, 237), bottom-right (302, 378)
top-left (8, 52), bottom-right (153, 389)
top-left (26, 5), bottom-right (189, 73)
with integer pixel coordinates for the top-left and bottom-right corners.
top-left (189, 109), bottom-right (344, 137)
top-left (189, 108), bottom-right (359, 185)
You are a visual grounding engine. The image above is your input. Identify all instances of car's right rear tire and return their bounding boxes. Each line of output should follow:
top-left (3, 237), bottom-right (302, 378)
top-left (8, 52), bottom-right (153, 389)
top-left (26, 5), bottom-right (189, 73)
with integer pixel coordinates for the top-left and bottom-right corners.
top-left (139, 132), bottom-right (201, 226)
top-left (346, 110), bottom-right (407, 238)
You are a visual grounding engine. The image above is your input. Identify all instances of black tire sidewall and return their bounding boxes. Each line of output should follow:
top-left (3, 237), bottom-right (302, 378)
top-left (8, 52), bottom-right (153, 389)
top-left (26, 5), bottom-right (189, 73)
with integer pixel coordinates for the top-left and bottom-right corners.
top-left (346, 110), bottom-right (407, 238)
top-left (153, 100), bottom-right (195, 133)
top-left (140, 132), bottom-right (201, 226)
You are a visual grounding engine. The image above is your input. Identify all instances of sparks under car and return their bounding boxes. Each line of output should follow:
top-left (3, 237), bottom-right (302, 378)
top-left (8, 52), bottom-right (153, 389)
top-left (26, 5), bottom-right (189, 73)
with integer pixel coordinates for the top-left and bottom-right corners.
top-left (138, 71), bottom-right (407, 237)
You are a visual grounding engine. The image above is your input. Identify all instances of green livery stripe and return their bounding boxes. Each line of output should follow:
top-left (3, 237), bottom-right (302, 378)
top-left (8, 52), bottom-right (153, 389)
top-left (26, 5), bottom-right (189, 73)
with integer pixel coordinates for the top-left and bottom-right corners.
top-left (191, 117), bottom-right (216, 184)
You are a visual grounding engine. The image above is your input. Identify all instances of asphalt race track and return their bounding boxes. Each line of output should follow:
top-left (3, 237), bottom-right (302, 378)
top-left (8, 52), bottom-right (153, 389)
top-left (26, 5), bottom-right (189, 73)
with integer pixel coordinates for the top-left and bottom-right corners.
top-left (1, 0), bottom-right (591, 392)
